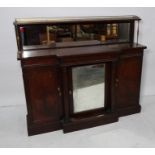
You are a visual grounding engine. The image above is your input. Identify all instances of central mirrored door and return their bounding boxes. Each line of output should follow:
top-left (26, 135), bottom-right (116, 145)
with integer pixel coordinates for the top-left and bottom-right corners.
top-left (72, 64), bottom-right (105, 113)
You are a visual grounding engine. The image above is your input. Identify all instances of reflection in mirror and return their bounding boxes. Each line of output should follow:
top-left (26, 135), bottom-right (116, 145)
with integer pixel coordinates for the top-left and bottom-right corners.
top-left (19, 23), bottom-right (130, 50)
top-left (118, 23), bottom-right (130, 42)
top-left (72, 64), bottom-right (105, 113)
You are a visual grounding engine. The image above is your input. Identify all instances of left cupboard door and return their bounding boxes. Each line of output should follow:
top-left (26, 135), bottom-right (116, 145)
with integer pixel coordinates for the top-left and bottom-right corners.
top-left (22, 63), bottom-right (63, 135)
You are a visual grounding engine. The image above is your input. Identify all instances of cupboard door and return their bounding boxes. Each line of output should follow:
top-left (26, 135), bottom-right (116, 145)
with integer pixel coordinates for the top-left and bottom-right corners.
top-left (115, 52), bottom-right (143, 116)
top-left (62, 63), bottom-right (118, 133)
top-left (22, 64), bottom-right (62, 135)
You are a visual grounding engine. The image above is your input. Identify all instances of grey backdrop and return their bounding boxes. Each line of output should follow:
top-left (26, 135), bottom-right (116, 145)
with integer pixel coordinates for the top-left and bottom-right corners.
top-left (0, 7), bottom-right (154, 107)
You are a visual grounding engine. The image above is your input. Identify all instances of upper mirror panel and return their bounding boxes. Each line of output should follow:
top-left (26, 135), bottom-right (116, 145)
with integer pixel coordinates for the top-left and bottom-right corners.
top-left (18, 23), bottom-right (130, 50)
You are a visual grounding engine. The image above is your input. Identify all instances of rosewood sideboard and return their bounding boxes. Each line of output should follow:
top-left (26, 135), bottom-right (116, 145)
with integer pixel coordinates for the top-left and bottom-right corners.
top-left (14, 16), bottom-right (146, 136)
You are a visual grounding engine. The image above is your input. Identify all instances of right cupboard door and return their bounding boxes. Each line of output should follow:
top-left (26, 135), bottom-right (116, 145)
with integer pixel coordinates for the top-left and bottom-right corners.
top-left (115, 51), bottom-right (144, 116)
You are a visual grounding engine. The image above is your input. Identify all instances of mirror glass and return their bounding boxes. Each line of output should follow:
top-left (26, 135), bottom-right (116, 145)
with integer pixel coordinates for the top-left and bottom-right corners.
top-left (72, 64), bottom-right (105, 113)
top-left (19, 23), bottom-right (130, 50)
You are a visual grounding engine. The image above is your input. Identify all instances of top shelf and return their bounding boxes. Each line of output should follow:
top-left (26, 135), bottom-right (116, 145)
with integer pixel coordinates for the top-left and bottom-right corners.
top-left (14, 15), bottom-right (141, 25)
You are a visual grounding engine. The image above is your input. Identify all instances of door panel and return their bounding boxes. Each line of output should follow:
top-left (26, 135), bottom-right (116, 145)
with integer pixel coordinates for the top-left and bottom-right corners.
top-left (115, 54), bottom-right (143, 109)
top-left (68, 62), bottom-right (113, 117)
top-left (23, 65), bottom-right (62, 124)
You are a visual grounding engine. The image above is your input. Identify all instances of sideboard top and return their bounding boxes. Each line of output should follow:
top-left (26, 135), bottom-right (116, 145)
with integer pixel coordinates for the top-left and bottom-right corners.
top-left (17, 43), bottom-right (146, 60)
top-left (14, 15), bottom-right (141, 25)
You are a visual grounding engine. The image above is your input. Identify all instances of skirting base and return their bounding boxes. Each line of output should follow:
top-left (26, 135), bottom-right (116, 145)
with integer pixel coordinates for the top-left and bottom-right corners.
top-left (27, 115), bottom-right (61, 136)
top-left (116, 105), bottom-right (141, 117)
top-left (62, 113), bottom-right (118, 133)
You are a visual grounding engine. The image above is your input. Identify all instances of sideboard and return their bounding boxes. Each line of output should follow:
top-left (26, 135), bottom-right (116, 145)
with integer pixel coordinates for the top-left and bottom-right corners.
top-left (14, 15), bottom-right (146, 135)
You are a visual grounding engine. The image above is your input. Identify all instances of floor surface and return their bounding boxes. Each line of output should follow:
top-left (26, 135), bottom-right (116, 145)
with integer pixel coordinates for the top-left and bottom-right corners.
top-left (0, 95), bottom-right (155, 148)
